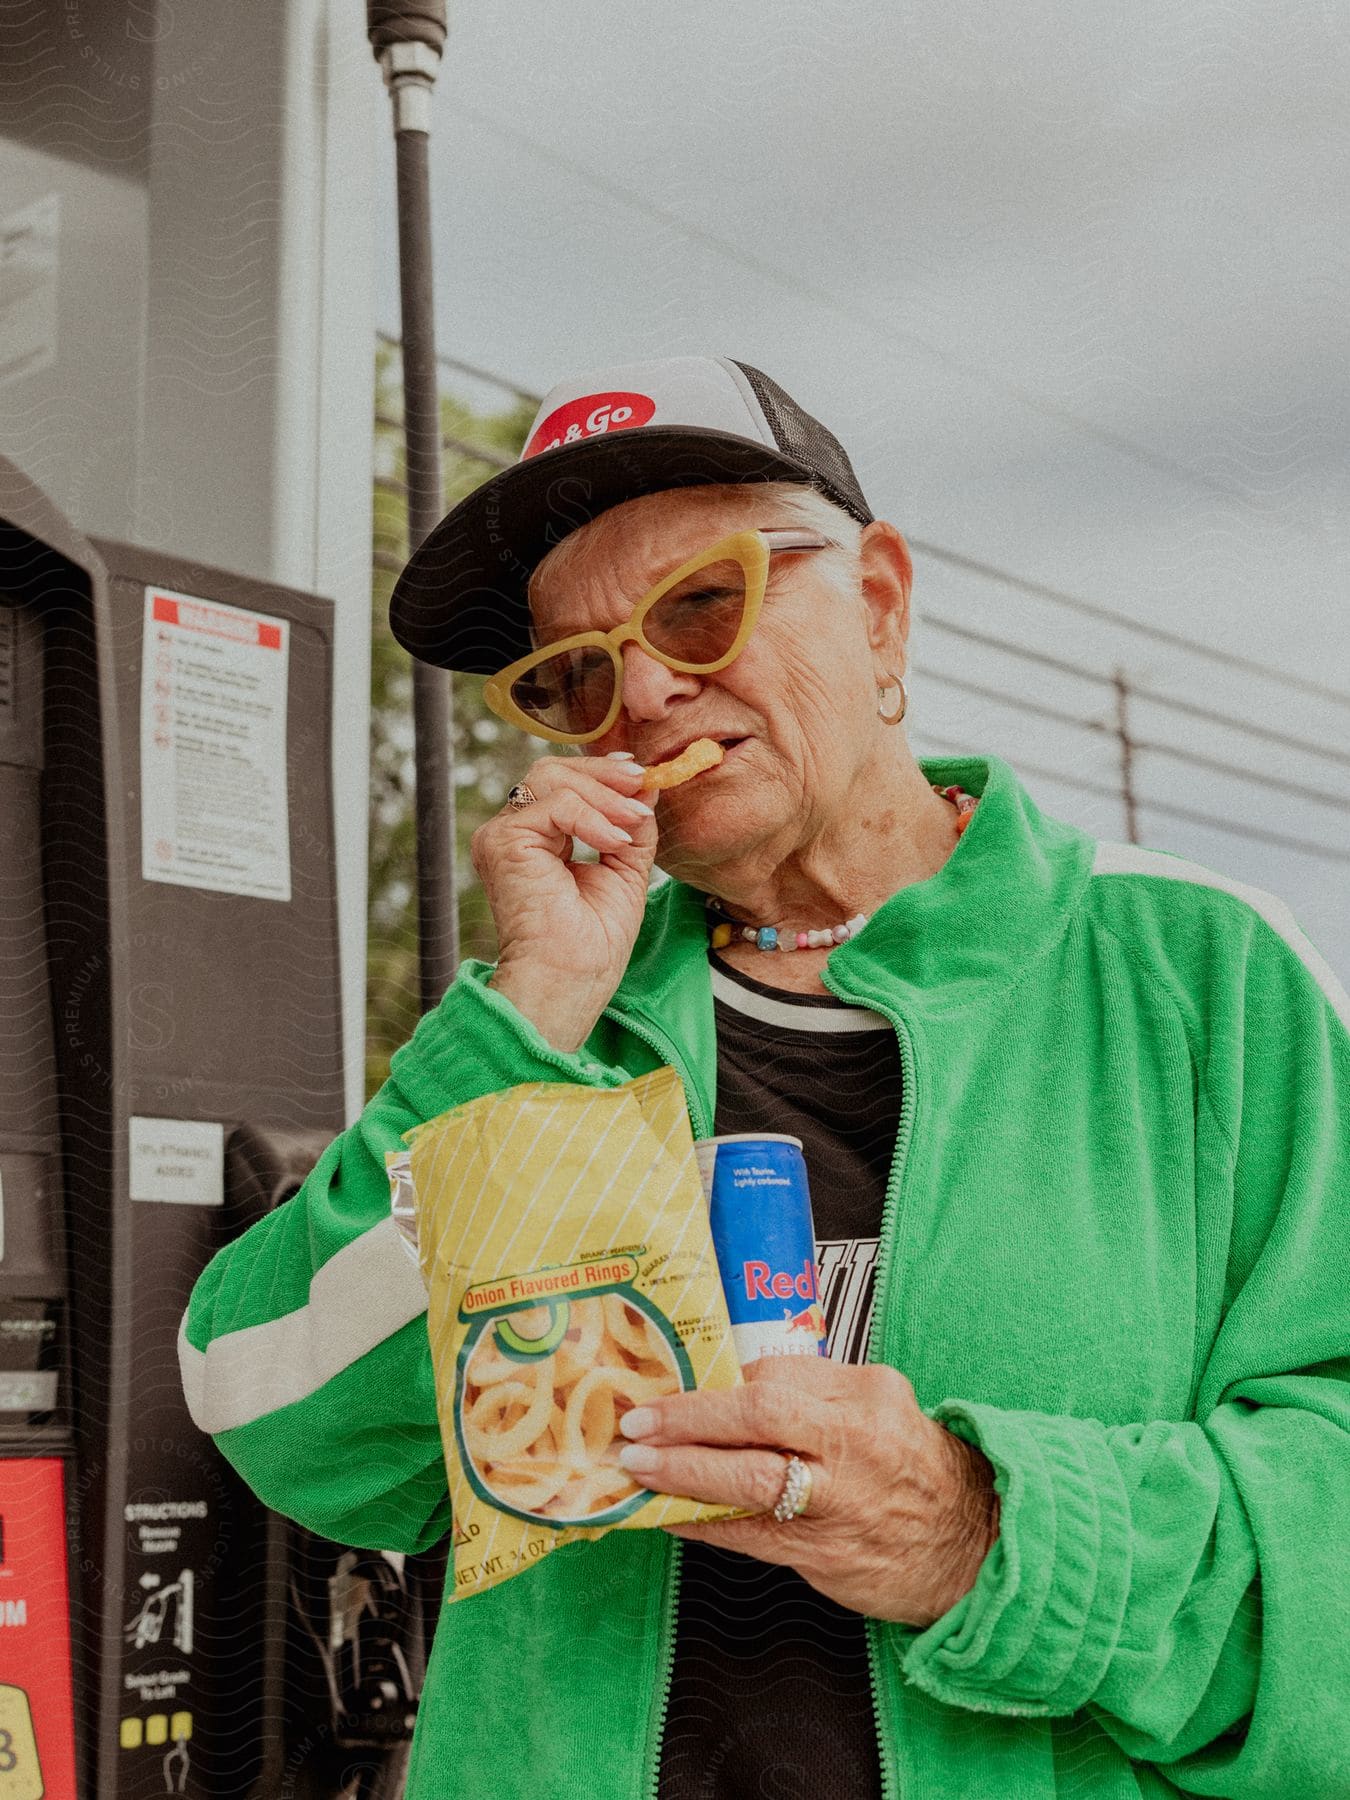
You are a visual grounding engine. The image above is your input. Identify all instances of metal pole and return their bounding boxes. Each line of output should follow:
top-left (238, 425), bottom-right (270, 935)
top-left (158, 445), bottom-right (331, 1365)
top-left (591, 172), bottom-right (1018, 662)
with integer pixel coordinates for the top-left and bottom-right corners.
top-left (370, 3), bottom-right (458, 1009)
top-left (1113, 666), bottom-right (1139, 844)
top-left (366, 15), bottom-right (455, 1790)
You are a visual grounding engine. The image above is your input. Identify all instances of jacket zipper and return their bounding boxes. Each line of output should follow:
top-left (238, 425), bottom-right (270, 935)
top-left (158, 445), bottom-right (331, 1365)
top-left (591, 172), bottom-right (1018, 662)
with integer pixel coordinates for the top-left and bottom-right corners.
top-left (640, 1528), bottom-right (684, 1800)
top-left (606, 990), bottom-right (917, 1800)
top-left (821, 968), bottom-right (920, 1800)
top-left (598, 1002), bottom-right (708, 1800)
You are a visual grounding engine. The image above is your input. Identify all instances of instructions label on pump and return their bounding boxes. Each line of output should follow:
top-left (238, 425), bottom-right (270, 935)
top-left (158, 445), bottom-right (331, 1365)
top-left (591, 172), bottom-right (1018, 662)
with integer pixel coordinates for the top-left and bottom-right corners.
top-left (140, 587), bottom-right (292, 901)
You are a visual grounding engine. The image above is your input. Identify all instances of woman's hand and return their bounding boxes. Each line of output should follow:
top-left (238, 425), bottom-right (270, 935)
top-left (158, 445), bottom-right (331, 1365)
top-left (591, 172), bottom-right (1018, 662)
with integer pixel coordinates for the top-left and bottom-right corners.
top-left (615, 1356), bottom-right (1000, 1626)
top-left (471, 753), bottom-right (660, 1051)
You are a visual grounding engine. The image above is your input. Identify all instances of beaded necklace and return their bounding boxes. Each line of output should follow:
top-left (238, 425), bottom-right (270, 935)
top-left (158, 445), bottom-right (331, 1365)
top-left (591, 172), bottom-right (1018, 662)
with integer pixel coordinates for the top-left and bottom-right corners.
top-left (705, 782), bottom-right (979, 952)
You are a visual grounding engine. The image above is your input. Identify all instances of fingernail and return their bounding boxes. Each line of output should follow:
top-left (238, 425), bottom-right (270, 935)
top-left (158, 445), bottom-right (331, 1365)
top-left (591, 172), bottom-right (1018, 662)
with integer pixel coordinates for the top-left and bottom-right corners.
top-left (624, 799), bottom-right (655, 817)
top-left (605, 751), bottom-right (636, 760)
top-left (613, 826), bottom-right (634, 843)
top-left (620, 1407), bottom-right (657, 1439)
top-left (617, 1442), bottom-right (661, 1472)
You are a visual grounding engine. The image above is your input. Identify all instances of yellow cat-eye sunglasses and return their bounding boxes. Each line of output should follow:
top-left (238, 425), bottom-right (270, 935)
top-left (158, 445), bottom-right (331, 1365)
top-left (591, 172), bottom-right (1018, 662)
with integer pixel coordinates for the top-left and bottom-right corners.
top-left (483, 526), bottom-right (835, 745)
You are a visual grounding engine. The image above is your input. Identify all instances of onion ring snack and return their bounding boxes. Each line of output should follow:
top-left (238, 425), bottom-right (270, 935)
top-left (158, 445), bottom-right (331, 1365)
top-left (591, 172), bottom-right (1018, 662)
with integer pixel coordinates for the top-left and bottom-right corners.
top-left (398, 1066), bottom-right (745, 1600)
top-left (640, 736), bottom-right (725, 790)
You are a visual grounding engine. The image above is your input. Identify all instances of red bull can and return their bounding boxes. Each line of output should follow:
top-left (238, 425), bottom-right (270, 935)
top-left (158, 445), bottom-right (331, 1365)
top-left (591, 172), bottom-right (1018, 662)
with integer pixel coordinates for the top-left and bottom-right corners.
top-left (694, 1134), bottom-right (826, 1365)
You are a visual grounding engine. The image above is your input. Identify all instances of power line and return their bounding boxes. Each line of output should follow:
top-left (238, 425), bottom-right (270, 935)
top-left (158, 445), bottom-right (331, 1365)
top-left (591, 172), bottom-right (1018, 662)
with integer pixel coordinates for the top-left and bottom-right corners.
top-left (378, 329), bottom-right (542, 408)
top-left (923, 667), bottom-right (1123, 739)
top-left (925, 665), bottom-right (1350, 801)
top-left (922, 615), bottom-right (1350, 771)
top-left (375, 424), bottom-right (512, 472)
top-left (913, 542), bottom-right (1350, 714)
top-left (924, 613), bottom-right (1123, 691)
top-left (452, 103), bottom-right (1331, 524)
top-left (911, 734), bottom-right (1350, 865)
top-left (1126, 736), bottom-right (1350, 813)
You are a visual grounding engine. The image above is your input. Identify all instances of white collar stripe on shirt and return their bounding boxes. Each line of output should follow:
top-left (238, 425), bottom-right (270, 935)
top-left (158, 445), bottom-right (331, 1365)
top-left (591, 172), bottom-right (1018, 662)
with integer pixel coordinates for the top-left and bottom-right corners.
top-left (710, 963), bottom-right (890, 1033)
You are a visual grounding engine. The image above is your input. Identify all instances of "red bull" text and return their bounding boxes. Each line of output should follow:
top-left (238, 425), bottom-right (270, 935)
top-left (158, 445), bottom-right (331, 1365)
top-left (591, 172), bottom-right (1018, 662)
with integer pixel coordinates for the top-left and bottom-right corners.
top-left (742, 1258), bottom-right (817, 1301)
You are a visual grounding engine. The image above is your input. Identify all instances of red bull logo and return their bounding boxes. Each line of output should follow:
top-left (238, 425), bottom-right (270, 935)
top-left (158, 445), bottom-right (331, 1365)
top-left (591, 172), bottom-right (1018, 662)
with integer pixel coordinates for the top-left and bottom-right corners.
top-left (784, 1301), bottom-right (827, 1342)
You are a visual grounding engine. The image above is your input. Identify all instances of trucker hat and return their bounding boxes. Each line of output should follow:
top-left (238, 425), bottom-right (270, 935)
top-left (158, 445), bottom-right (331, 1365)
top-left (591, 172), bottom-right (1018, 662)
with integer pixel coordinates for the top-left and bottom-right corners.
top-left (387, 354), bottom-right (873, 675)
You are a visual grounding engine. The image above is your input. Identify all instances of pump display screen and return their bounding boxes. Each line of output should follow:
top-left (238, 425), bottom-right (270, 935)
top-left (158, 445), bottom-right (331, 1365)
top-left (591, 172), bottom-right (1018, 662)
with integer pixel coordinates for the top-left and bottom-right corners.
top-left (0, 1299), bottom-right (62, 1419)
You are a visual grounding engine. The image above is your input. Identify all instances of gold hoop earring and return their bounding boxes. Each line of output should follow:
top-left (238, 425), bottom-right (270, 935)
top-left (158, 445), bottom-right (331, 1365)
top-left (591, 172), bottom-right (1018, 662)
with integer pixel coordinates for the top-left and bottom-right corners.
top-left (877, 671), bottom-right (907, 725)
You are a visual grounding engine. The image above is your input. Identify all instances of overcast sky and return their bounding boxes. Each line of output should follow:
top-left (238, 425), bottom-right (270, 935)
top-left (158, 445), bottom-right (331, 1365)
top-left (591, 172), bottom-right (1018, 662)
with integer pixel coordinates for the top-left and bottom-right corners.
top-left (376, 0), bottom-right (1350, 972)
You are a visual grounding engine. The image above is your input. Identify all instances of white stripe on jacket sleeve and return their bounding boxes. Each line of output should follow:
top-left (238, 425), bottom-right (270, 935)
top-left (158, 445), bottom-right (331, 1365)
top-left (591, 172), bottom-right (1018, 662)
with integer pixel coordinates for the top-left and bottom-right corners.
top-left (179, 1215), bottom-right (431, 1436)
top-left (1092, 841), bottom-right (1350, 1031)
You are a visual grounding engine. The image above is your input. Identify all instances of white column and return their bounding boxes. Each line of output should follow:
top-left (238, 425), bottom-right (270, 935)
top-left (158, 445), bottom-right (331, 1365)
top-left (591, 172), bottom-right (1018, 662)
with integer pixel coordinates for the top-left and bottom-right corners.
top-left (137, 0), bottom-right (377, 1122)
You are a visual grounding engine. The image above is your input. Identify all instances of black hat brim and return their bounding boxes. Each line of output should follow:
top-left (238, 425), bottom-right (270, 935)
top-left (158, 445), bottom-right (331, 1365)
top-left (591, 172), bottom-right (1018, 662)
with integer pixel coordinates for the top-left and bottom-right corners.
top-left (387, 425), bottom-right (842, 675)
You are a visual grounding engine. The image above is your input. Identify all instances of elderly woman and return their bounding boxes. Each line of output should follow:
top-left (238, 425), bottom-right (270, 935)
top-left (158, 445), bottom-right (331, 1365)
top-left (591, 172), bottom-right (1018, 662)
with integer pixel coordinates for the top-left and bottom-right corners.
top-left (181, 357), bottom-right (1350, 1799)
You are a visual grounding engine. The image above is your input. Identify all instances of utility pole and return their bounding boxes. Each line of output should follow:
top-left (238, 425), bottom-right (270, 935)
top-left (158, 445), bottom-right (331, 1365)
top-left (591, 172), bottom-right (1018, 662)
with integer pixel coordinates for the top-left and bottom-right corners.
top-left (369, 1), bottom-right (459, 1009)
top-left (1113, 666), bottom-right (1139, 843)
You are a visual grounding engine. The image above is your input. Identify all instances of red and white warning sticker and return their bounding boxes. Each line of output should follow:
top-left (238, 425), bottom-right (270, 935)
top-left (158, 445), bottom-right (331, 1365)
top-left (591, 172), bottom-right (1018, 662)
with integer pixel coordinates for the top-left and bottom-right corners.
top-left (139, 587), bottom-right (292, 902)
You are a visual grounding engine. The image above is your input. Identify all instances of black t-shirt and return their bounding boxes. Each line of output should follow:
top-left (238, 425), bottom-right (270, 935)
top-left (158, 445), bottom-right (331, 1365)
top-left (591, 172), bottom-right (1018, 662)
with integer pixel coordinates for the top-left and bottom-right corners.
top-left (657, 956), bottom-right (903, 1800)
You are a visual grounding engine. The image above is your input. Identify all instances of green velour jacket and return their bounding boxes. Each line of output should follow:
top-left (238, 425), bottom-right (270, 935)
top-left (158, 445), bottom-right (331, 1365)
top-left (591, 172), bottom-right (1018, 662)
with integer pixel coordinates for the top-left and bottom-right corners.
top-left (181, 754), bottom-right (1350, 1798)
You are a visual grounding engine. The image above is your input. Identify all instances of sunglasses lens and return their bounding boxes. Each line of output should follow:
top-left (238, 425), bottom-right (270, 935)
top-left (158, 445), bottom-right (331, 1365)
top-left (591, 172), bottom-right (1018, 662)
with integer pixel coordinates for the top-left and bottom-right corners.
top-left (643, 560), bottom-right (748, 666)
top-left (509, 645), bottom-right (616, 738)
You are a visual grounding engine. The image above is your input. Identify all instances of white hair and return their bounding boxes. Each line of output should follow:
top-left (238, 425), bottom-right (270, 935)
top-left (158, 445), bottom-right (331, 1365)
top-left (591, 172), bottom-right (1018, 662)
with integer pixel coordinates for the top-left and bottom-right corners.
top-left (749, 481), bottom-right (864, 548)
top-left (527, 481), bottom-right (865, 615)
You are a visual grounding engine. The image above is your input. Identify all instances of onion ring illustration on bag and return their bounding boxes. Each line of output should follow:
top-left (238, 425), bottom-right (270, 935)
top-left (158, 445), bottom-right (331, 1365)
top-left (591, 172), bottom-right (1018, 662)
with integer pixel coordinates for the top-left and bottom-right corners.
top-left (455, 1288), bottom-right (690, 1525)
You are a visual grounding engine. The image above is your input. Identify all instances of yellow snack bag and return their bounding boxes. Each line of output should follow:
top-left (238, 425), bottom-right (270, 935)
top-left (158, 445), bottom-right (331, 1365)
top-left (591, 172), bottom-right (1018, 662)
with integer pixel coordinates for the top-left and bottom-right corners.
top-left (401, 1065), bottom-right (745, 1600)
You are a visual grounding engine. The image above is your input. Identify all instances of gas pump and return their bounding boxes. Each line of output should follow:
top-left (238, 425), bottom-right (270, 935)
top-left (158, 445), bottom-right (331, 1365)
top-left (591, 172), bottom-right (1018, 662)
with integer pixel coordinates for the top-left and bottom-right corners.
top-left (0, 524), bottom-right (80, 1800)
top-left (0, 460), bottom-right (419, 1798)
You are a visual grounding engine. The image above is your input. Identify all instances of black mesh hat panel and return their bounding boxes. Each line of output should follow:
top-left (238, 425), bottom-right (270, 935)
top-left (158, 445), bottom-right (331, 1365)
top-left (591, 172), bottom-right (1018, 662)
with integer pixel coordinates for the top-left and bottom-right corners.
top-left (731, 362), bottom-right (874, 526)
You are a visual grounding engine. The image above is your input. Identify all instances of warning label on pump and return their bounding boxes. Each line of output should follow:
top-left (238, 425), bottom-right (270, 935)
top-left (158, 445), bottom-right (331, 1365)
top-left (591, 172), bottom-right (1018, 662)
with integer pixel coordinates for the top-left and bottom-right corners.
top-left (140, 587), bottom-right (292, 901)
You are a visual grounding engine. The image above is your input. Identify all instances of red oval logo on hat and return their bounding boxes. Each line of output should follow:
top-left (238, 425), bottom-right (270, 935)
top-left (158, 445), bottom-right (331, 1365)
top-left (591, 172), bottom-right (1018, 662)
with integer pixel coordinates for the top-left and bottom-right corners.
top-left (523, 390), bottom-right (656, 460)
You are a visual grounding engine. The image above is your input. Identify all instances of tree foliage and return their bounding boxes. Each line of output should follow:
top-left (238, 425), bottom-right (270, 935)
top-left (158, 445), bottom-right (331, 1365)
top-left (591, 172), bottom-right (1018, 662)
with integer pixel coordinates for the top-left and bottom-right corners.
top-left (367, 343), bottom-right (536, 1096)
